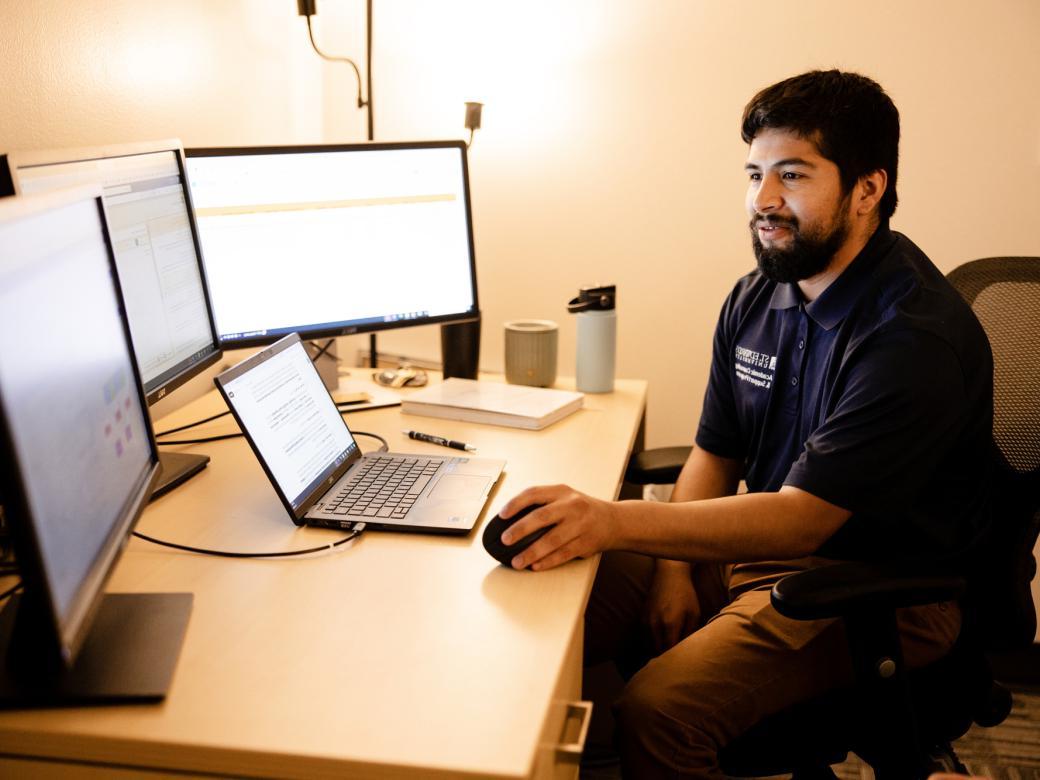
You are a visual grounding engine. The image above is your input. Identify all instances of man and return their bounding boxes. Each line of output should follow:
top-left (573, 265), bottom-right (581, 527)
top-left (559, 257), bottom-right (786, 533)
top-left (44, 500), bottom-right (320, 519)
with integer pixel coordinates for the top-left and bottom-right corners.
top-left (496, 70), bottom-right (993, 777)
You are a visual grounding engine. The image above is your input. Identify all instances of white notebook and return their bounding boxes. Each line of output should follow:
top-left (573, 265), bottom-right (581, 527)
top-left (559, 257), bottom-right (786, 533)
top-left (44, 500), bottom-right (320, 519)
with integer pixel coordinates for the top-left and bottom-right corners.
top-left (401, 379), bottom-right (584, 430)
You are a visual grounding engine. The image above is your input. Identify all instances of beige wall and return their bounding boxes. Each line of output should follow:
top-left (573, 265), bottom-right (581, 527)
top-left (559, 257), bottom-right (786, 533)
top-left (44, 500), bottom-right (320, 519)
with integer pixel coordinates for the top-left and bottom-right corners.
top-left (356, 0), bottom-right (1040, 450)
top-left (2, 0), bottom-right (1039, 440)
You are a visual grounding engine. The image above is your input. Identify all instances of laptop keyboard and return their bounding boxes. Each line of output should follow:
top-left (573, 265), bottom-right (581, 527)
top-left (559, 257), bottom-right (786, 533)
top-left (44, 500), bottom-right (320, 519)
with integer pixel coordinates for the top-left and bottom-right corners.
top-left (323, 456), bottom-right (442, 519)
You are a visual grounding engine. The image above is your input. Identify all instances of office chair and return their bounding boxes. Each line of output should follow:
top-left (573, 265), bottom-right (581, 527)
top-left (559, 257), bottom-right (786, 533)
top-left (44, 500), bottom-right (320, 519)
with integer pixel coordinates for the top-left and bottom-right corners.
top-left (627, 256), bottom-right (1040, 779)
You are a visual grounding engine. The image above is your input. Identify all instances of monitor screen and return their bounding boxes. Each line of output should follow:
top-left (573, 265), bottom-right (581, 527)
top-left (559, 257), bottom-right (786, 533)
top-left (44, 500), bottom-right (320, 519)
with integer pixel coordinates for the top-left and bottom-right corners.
top-left (5, 141), bottom-right (221, 405)
top-left (184, 141), bottom-right (480, 348)
top-left (0, 188), bottom-right (158, 663)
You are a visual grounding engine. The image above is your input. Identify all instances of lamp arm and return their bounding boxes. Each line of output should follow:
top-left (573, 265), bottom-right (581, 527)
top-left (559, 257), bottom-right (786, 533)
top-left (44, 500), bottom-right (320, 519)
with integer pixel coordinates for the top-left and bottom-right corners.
top-left (305, 14), bottom-right (368, 110)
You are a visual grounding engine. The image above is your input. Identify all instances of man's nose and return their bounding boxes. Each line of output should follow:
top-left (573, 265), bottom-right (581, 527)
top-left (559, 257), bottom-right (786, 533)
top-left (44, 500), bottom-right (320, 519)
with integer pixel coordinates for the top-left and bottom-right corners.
top-left (753, 175), bottom-right (783, 214)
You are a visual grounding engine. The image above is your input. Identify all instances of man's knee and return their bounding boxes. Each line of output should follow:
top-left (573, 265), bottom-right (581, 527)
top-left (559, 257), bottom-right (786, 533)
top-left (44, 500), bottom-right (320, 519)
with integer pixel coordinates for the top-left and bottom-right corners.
top-left (614, 657), bottom-right (722, 773)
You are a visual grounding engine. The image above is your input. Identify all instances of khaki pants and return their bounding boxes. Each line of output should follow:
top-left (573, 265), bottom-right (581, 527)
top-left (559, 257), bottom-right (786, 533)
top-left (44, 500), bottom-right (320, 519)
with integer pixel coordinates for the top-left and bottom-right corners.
top-left (584, 551), bottom-right (961, 778)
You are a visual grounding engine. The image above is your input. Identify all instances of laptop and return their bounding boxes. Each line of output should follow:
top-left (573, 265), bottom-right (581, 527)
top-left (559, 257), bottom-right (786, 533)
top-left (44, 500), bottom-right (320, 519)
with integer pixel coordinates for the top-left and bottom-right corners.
top-left (215, 333), bottom-right (504, 534)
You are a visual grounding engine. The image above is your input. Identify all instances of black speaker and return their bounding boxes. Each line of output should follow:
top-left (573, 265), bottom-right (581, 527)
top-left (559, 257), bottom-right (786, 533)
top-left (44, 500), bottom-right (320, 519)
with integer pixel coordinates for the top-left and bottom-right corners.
top-left (441, 317), bottom-right (481, 380)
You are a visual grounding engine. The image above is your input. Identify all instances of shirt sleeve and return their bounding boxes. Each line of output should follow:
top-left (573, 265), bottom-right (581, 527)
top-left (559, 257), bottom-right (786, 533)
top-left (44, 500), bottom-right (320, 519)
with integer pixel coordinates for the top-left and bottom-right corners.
top-left (695, 291), bottom-right (747, 460)
top-left (783, 328), bottom-right (969, 515)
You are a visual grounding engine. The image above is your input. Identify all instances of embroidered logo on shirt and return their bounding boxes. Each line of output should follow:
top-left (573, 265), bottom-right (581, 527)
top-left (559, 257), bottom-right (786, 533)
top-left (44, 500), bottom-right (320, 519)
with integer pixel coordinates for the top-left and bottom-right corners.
top-left (734, 345), bottom-right (776, 389)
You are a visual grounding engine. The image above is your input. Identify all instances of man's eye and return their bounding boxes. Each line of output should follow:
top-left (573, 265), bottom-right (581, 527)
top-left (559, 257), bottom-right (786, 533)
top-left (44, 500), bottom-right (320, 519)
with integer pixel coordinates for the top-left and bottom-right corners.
top-left (748, 172), bottom-right (761, 181)
top-left (782, 171), bottom-right (803, 180)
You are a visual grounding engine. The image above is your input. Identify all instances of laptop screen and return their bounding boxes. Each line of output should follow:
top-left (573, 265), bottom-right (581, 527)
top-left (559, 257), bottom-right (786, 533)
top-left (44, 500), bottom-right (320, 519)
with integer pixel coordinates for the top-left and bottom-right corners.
top-left (218, 335), bottom-right (356, 510)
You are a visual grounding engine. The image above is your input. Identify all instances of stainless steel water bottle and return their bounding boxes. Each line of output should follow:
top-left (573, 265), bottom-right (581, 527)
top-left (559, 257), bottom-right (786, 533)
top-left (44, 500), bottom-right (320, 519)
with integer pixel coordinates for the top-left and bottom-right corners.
top-left (567, 284), bottom-right (616, 393)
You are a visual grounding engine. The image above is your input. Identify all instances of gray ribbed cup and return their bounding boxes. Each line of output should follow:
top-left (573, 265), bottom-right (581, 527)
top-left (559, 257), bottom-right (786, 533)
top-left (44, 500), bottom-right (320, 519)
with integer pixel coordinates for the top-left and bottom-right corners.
top-left (504, 320), bottom-right (558, 387)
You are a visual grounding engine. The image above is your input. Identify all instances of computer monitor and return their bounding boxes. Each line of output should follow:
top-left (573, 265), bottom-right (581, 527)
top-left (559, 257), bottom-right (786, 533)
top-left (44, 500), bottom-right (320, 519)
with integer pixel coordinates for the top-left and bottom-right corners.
top-left (0, 187), bottom-right (191, 706)
top-left (2, 140), bottom-right (223, 498)
top-left (183, 141), bottom-right (480, 354)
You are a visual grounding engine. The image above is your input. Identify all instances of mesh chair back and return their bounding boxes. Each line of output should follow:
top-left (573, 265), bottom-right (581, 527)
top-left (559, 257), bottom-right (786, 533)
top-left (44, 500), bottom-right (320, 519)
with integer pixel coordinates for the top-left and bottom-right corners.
top-left (946, 257), bottom-right (1040, 649)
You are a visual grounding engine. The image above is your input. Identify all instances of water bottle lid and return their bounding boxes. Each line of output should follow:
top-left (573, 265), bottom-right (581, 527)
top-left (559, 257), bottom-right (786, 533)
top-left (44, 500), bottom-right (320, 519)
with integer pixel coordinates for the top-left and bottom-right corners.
top-left (567, 284), bottom-right (616, 313)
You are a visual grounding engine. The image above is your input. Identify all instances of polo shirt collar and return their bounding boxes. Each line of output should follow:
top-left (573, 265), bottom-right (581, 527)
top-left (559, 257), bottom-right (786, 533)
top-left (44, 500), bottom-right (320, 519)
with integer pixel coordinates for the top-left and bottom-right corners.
top-left (767, 223), bottom-right (895, 330)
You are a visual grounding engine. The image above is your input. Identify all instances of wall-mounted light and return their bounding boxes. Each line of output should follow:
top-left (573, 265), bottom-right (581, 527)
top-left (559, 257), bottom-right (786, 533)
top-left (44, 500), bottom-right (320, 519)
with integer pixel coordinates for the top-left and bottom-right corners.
top-left (464, 101), bottom-right (483, 148)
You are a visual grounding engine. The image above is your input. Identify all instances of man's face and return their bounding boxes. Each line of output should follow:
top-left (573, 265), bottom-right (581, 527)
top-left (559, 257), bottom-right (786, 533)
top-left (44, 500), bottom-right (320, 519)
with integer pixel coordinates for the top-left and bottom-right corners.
top-left (745, 128), bottom-right (852, 284)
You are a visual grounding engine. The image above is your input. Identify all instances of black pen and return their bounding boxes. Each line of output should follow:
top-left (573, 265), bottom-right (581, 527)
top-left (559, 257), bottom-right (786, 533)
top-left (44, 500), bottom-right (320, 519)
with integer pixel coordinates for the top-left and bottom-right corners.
top-left (403, 429), bottom-right (477, 452)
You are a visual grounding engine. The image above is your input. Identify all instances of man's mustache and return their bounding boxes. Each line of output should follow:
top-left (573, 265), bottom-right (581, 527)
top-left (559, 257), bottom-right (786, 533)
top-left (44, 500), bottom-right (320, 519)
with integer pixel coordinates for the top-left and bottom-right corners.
top-left (750, 214), bottom-right (799, 230)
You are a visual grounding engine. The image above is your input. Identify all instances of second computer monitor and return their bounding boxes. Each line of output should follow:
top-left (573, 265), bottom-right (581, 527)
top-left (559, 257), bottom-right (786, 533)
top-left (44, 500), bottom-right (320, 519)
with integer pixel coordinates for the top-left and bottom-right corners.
top-left (5, 141), bottom-right (221, 403)
top-left (3, 140), bottom-right (223, 498)
top-left (184, 141), bottom-right (480, 348)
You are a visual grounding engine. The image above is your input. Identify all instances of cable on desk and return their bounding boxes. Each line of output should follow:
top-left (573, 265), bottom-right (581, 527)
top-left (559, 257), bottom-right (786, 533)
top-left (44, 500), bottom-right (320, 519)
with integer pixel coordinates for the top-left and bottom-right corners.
top-left (159, 424), bottom-right (389, 452)
top-left (133, 523), bottom-right (366, 560)
top-left (155, 399), bottom-right (372, 442)
top-left (140, 429), bottom-right (388, 556)
top-left (156, 432), bottom-right (243, 446)
top-left (359, 430), bottom-right (389, 452)
top-left (155, 409), bottom-right (230, 438)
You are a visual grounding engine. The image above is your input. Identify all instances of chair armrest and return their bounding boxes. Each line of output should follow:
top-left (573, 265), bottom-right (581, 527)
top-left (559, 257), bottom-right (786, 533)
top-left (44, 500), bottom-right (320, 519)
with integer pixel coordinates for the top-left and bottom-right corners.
top-left (771, 560), bottom-right (966, 621)
top-left (624, 446), bottom-right (692, 485)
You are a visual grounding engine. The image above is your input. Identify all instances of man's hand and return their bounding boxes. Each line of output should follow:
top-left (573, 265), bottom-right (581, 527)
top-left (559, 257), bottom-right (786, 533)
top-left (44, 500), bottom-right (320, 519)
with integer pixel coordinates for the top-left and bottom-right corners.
top-left (498, 485), bottom-right (619, 571)
top-left (645, 560), bottom-right (701, 652)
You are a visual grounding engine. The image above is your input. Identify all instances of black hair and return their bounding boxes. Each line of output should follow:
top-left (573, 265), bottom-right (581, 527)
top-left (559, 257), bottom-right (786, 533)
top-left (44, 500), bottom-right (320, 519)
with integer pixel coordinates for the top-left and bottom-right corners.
top-left (741, 70), bottom-right (900, 221)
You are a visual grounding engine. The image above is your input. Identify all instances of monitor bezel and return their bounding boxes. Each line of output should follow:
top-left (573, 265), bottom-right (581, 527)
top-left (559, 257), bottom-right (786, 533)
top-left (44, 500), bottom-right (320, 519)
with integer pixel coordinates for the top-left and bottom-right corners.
top-left (0, 186), bottom-right (161, 666)
top-left (184, 140), bottom-right (481, 349)
top-left (4, 139), bottom-right (223, 406)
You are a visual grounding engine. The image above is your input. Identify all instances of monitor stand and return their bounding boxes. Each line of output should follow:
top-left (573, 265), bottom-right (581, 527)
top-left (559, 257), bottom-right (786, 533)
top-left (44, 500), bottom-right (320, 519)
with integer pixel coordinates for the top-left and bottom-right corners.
top-left (0, 592), bottom-right (193, 707)
top-left (152, 451), bottom-right (210, 500)
top-left (441, 318), bottom-right (481, 379)
top-left (306, 338), bottom-right (340, 393)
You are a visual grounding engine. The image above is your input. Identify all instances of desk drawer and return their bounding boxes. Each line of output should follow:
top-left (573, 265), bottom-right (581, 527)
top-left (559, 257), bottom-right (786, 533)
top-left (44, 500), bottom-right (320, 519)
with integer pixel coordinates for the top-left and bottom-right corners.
top-left (532, 618), bottom-right (592, 780)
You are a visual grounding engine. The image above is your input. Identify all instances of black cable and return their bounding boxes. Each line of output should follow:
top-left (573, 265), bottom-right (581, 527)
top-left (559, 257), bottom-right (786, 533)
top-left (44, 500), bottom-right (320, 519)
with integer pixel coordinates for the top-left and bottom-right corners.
top-left (156, 404), bottom-right (379, 446)
top-left (156, 432), bottom-right (242, 446)
top-left (158, 429), bottom-right (388, 449)
top-left (358, 430), bottom-right (389, 452)
top-left (0, 581), bottom-right (22, 603)
top-left (141, 427), bottom-right (388, 558)
top-left (305, 15), bottom-right (367, 110)
top-left (132, 526), bottom-right (364, 560)
top-left (155, 409), bottom-right (230, 438)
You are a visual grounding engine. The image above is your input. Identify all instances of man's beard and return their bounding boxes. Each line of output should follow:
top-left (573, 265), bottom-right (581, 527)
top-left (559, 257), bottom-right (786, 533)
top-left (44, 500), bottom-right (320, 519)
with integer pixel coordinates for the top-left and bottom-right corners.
top-left (750, 208), bottom-right (850, 284)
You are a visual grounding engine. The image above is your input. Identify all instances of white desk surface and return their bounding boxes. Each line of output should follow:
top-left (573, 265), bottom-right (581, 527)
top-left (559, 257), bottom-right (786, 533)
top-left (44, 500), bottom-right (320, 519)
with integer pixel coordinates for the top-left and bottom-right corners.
top-left (0, 374), bottom-right (647, 779)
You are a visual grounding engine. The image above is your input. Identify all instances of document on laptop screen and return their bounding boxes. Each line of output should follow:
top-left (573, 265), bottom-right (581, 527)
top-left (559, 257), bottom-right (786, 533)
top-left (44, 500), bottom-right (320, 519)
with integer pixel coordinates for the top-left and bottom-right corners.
top-left (222, 341), bottom-right (356, 507)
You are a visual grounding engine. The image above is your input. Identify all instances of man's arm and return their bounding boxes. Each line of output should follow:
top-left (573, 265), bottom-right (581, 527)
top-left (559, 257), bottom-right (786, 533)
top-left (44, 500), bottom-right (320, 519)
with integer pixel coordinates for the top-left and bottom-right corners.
top-left (672, 444), bottom-right (743, 504)
top-left (653, 445), bottom-right (742, 577)
top-left (644, 445), bottom-right (742, 650)
top-left (499, 481), bottom-right (850, 572)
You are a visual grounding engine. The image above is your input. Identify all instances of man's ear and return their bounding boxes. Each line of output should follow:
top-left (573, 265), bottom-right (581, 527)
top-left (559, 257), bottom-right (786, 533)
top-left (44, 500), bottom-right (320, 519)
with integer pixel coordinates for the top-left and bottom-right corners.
top-left (856, 169), bottom-right (888, 217)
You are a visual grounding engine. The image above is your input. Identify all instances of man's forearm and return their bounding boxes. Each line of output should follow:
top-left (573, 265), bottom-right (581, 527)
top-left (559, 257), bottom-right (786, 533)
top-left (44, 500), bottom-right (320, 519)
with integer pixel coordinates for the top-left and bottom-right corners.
top-left (615, 486), bottom-right (851, 564)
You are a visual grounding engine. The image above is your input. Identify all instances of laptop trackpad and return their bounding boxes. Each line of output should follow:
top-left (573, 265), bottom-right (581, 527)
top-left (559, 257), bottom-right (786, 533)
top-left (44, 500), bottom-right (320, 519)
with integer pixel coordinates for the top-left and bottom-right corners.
top-left (430, 474), bottom-right (489, 499)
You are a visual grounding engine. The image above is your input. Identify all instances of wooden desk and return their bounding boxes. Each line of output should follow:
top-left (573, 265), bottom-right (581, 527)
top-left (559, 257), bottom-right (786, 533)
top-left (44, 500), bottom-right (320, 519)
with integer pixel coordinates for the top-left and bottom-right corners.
top-left (0, 375), bottom-right (646, 779)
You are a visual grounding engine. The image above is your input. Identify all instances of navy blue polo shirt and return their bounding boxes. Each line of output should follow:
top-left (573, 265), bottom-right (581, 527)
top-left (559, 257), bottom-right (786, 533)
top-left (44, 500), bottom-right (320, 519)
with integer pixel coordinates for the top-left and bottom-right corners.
top-left (695, 224), bottom-right (993, 561)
